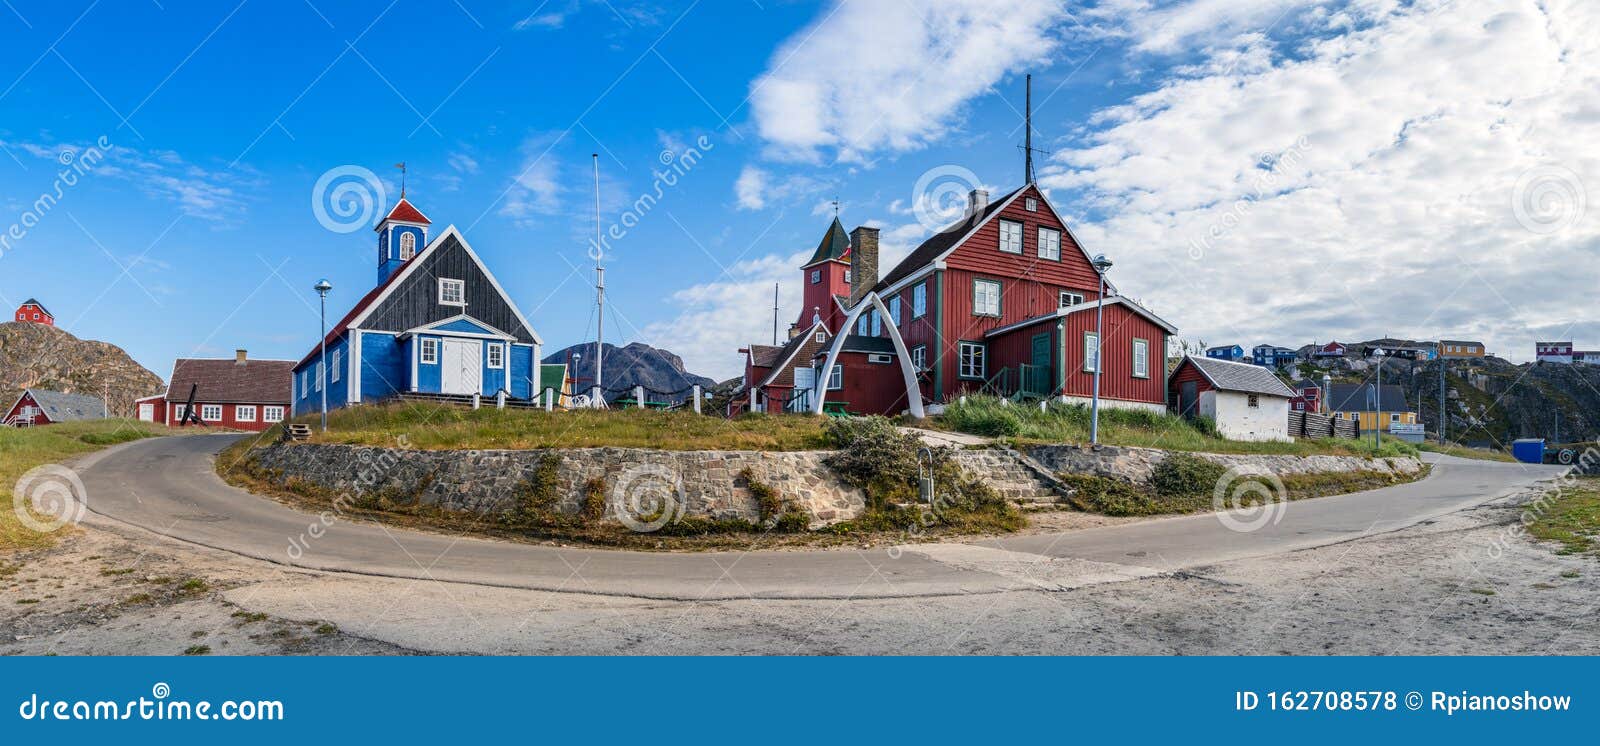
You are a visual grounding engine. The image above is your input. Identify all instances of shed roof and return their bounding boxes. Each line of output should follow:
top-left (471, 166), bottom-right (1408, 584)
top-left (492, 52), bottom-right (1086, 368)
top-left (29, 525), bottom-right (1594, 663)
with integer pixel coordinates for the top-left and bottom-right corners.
top-left (1180, 356), bottom-right (1297, 398)
top-left (16, 389), bottom-right (104, 421)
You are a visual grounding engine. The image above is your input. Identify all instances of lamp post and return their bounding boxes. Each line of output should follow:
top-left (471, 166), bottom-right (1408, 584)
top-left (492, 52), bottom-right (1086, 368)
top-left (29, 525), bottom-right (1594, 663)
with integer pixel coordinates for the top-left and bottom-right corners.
top-left (1089, 253), bottom-right (1113, 445)
top-left (1372, 347), bottom-right (1386, 449)
top-left (314, 279), bottom-right (333, 433)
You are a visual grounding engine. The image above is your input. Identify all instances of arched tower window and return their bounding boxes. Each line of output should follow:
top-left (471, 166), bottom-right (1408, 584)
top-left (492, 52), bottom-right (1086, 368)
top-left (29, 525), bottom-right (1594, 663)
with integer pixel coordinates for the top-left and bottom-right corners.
top-left (399, 231), bottom-right (416, 260)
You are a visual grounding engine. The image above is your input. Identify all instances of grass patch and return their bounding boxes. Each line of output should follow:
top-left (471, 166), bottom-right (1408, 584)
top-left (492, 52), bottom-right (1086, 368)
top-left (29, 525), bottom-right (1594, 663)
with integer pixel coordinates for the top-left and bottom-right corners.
top-left (296, 403), bottom-right (830, 451)
top-left (1561, 569), bottom-right (1581, 579)
top-left (1470, 588), bottom-right (1496, 596)
top-left (232, 610), bottom-right (269, 623)
top-left (1060, 458), bottom-right (1429, 517)
top-left (1526, 478), bottom-right (1600, 557)
top-left (1419, 441), bottom-right (1517, 462)
top-left (1, 419), bottom-right (169, 553)
top-left (16, 598), bottom-right (39, 604)
top-left (937, 396), bottom-right (1419, 458)
top-left (313, 622), bottom-right (338, 635)
top-left (183, 645), bottom-right (211, 656)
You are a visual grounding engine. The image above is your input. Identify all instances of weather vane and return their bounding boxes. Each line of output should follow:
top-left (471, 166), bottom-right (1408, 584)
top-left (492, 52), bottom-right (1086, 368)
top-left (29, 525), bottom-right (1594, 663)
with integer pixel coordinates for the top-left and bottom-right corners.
top-left (395, 162), bottom-right (407, 197)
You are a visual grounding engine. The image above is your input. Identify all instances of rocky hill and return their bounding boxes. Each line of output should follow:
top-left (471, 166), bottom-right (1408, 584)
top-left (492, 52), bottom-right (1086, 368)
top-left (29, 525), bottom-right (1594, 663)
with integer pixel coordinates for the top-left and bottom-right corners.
top-left (0, 322), bottom-right (163, 417)
top-left (1288, 350), bottom-right (1600, 446)
top-left (543, 341), bottom-right (715, 405)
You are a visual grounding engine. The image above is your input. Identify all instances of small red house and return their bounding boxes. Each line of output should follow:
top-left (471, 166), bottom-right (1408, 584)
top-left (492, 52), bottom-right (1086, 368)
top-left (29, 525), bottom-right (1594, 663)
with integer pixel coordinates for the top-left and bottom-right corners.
top-left (1313, 341), bottom-right (1348, 358)
top-left (140, 350), bottom-right (294, 431)
top-left (1288, 382), bottom-right (1322, 413)
top-left (4, 389), bottom-right (104, 426)
top-left (731, 320), bottom-right (833, 414)
top-left (13, 298), bottom-right (54, 325)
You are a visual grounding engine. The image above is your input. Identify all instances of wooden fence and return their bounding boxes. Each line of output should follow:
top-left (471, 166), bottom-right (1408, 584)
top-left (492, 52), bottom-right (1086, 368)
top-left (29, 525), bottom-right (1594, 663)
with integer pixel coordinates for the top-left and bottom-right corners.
top-left (1289, 411), bottom-right (1358, 440)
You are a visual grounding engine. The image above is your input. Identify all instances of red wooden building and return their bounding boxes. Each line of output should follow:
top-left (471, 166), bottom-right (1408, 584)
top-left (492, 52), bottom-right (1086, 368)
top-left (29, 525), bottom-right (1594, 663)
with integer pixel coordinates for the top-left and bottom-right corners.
top-left (732, 183), bottom-right (1176, 416)
top-left (13, 298), bottom-right (54, 325)
top-left (4, 389), bottom-right (104, 426)
top-left (137, 350), bottom-right (294, 431)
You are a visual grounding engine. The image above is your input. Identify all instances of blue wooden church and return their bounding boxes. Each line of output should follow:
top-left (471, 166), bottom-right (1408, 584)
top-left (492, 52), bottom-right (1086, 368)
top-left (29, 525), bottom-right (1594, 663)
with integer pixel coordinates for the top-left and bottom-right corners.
top-left (291, 196), bottom-right (545, 415)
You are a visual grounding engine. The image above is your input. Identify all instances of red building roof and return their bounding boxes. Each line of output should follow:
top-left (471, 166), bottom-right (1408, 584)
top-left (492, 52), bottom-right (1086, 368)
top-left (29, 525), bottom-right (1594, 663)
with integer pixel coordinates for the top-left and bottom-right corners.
top-left (377, 198), bottom-right (431, 228)
top-left (165, 357), bottom-right (294, 405)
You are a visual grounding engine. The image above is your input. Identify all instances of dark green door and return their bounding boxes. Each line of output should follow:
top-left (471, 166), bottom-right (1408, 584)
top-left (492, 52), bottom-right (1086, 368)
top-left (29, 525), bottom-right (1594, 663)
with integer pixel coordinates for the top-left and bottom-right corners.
top-left (1027, 333), bottom-right (1052, 396)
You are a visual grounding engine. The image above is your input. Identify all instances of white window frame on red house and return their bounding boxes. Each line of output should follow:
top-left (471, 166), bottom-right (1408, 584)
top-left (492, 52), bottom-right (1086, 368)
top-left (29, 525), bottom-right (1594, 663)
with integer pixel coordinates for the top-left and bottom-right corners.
top-left (1038, 227), bottom-right (1061, 261)
top-left (1059, 291), bottom-right (1083, 308)
top-left (201, 404), bottom-right (222, 422)
top-left (263, 406), bottom-right (285, 423)
top-left (236, 405), bottom-right (257, 422)
top-left (1083, 331), bottom-right (1099, 373)
top-left (1132, 338), bottom-right (1149, 378)
top-left (912, 282), bottom-right (927, 318)
top-left (998, 219), bottom-right (1024, 254)
top-left (958, 341), bottom-right (987, 380)
top-left (972, 278), bottom-right (1001, 317)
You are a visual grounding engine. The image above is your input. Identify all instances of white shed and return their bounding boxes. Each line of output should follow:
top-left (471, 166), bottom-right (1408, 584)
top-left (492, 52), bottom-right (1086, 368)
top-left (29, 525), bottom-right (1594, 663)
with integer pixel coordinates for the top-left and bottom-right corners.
top-left (1171, 356), bottom-right (1298, 442)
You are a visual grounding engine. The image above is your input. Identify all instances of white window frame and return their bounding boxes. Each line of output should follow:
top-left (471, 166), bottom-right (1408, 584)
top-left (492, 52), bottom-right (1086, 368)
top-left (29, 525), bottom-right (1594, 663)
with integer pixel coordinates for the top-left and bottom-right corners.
top-left (998, 219), bottom-right (1024, 254)
top-left (420, 338), bottom-right (439, 364)
top-left (1132, 338), bottom-right (1149, 379)
top-left (958, 342), bottom-right (987, 379)
top-left (331, 349), bottom-right (341, 383)
top-left (912, 282), bottom-right (927, 318)
top-left (1083, 331), bottom-right (1099, 373)
top-left (315, 362), bottom-right (324, 392)
top-left (399, 231), bottom-right (416, 260)
top-left (201, 404), bottom-right (223, 422)
top-left (487, 343), bottom-right (504, 369)
top-left (1038, 227), bottom-right (1061, 260)
top-left (826, 365), bottom-right (842, 390)
top-left (1025, 197), bottom-right (1038, 212)
top-left (911, 345), bottom-right (927, 371)
top-left (973, 278), bottom-right (1001, 317)
top-left (815, 330), bottom-right (826, 344)
top-left (810, 269), bottom-right (821, 284)
top-left (844, 269), bottom-right (852, 283)
top-left (300, 371), bottom-right (308, 399)
top-left (1059, 291), bottom-right (1083, 308)
top-left (889, 296), bottom-right (901, 326)
top-left (438, 278), bottom-right (466, 307)
top-left (236, 405), bottom-right (257, 422)
top-left (262, 406), bottom-right (284, 423)
top-left (857, 313), bottom-right (871, 336)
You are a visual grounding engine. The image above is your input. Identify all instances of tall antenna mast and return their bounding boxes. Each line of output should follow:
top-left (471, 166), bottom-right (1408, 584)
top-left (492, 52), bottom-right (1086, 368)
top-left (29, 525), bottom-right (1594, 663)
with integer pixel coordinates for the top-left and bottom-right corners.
top-left (1025, 75), bottom-right (1033, 183)
top-left (772, 283), bottom-right (779, 345)
top-left (592, 154), bottom-right (605, 407)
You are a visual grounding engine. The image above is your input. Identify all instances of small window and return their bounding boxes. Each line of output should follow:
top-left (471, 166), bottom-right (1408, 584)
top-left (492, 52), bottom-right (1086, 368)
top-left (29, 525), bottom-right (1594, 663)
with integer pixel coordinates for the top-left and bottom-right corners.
top-left (972, 278), bottom-right (1001, 317)
top-left (871, 312), bottom-right (882, 337)
top-left (299, 371), bottom-right (308, 398)
top-left (487, 344), bottom-right (504, 369)
top-left (815, 330), bottom-right (826, 343)
top-left (1038, 227), bottom-right (1061, 260)
top-left (32, 313), bottom-right (40, 320)
top-left (1083, 332), bottom-right (1099, 373)
top-left (1025, 197), bottom-right (1038, 212)
top-left (911, 345), bottom-right (927, 371)
top-left (889, 297), bottom-right (901, 326)
top-left (998, 219), bottom-right (1024, 254)
top-left (1390, 413), bottom-right (1400, 423)
top-left (420, 338), bottom-right (439, 364)
top-left (844, 269), bottom-right (851, 283)
top-left (315, 362), bottom-right (324, 392)
top-left (810, 270), bottom-right (821, 284)
top-left (399, 231), bottom-right (416, 260)
top-left (331, 349), bottom-right (341, 383)
top-left (827, 365), bottom-right (843, 390)
top-left (857, 313), bottom-right (871, 336)
top-left (1059, 291), bottom-right (1083, 308)
top-left (263, 406), bottom-right (284, 423)
top-left (912, 282), bottom-right (927, 318)
top-left (958, 342), bottom-right (986, 379)
top-left (867, 353), bottom-right (893, 364)
top-left (201, 404), bottom-right (222, 421)
top-left (236, 405), bottom-right (257, 422)
top-left (1247, 395), bottom-right (1260, 408)
top-left (1132, 338), bottom-right (1149, 378)
top-left (438, 278), bottom-right (466, 306)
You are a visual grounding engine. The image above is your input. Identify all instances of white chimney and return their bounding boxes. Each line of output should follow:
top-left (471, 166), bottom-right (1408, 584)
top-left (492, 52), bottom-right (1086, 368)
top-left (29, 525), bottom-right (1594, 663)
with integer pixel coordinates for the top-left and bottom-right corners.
top-left (968, 188), bottom-right (989, 216)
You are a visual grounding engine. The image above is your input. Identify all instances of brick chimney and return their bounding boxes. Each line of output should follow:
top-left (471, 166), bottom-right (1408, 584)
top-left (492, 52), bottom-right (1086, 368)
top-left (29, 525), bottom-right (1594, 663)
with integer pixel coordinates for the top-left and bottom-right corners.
top-left (848, 226), bottom-right (879, 306)
top-left (234, 349), bottom-right (248, 365)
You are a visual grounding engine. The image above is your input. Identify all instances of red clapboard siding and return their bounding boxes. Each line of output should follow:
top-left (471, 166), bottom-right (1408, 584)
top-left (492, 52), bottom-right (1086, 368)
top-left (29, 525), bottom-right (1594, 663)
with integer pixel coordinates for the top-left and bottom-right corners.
top-left (4, 392), bottom-right (46, 425)
top-left (1058, 303), bottom-right (1167, 403)
top-left (830, 352), bottom-right (915, 415)
top-left (943, 185), bottom-right (1104, 294)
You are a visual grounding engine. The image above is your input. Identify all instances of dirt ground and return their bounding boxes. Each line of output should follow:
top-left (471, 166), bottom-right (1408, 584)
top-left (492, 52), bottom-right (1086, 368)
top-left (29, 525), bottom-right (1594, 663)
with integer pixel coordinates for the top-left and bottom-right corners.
top-left (3, 484), bottom-right (1595, 655)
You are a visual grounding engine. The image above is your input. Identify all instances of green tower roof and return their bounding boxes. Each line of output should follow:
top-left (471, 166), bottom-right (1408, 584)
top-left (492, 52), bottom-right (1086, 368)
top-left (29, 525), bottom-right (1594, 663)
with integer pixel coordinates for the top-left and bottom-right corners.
top-left (803, 217), bottom-right (851, 267)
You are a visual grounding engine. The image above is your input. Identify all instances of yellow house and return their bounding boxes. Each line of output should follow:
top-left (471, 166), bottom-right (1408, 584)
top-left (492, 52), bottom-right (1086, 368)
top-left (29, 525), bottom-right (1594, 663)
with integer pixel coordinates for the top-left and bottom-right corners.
top-left (1438, 340), bottom-right (1485, 358)
top-left (1327, 383), bottom-right (1418, 432)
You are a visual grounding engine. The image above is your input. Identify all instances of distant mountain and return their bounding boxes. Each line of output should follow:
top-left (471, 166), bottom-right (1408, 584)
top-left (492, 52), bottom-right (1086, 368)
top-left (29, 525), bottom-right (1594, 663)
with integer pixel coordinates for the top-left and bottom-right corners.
top-left (543, 342), bottom-right (715, 404)
top-left (0, 322), bottom-right (163, 416)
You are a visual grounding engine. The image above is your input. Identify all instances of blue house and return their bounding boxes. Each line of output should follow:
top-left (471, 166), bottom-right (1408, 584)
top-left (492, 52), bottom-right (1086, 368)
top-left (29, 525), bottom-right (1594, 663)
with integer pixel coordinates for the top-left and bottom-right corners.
top-left (291, 197), bottom-right (544, 416)
top-left (1205, 344), bottom-right (1244, 362)
top-left (1251, 344), bottom-right (1297, 368)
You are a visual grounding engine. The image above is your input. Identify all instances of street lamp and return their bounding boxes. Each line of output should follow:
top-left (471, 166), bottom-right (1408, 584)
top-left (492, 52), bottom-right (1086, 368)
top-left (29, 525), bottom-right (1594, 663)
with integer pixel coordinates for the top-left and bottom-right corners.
top-left (1372, 347), bottom-right (1386, 449)
top-left (314, 278), bottom-right (333, 433)
top-left (1089, 253), bottom-right (1113, 445)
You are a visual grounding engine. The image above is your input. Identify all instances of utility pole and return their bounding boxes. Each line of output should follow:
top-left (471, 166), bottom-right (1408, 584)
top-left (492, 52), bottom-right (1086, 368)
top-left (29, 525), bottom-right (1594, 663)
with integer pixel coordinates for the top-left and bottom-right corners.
top-left (1438, 353), bottom-right (1446, 443)
top-left (772, 283), bottom-right (779, 345)
top-left (592, 154), bottom-right (605, 407)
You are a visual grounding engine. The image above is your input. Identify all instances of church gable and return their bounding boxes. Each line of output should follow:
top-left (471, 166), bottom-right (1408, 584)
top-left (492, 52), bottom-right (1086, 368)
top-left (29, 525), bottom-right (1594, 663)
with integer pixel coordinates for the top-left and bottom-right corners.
top-left (357, 229), bottom-right (538, 344)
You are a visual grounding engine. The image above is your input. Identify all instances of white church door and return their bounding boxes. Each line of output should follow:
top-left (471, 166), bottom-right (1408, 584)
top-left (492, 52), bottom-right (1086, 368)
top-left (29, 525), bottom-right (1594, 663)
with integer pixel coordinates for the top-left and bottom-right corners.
top-left (441, 338), bottom-right (482, 395)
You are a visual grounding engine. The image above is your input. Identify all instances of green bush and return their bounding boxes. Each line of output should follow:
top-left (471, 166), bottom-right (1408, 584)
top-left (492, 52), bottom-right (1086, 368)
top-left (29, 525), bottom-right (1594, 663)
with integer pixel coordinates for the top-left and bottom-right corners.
top-left (941, 401), bottom-right (1023, 437)
top-left (507, 454), bottom-right (562, 523)
top-left (822, 416), bottom-right (1016, 533)
top-left (1150, 453), bottom-right (1227, 497)
top-left (78, 429), bottom-right (149, 446)
top-left (580, 478), bottom-right (607, 522)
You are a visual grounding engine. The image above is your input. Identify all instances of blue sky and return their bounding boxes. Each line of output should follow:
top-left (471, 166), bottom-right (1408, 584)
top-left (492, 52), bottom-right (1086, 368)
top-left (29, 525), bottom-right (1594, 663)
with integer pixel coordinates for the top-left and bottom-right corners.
top-left (2, 0), bottom-right (1595, 381)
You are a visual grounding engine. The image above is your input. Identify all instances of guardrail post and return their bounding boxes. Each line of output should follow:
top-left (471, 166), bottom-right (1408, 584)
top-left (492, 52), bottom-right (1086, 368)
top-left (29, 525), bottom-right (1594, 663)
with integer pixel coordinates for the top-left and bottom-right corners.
top-left (692, 384), bottom-right (702, 414)
top-left (544, 388), bottom-right (554, 411)
top-left (496, 390), bottom-right (506, 410)
top-left (471, 394), bottom-right (481, 410)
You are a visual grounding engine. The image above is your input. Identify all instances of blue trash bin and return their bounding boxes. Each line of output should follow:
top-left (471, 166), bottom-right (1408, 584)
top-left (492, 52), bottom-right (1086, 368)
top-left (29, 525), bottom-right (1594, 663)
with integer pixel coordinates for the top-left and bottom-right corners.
top-left (1511, 438), bottom-right (1546, 464)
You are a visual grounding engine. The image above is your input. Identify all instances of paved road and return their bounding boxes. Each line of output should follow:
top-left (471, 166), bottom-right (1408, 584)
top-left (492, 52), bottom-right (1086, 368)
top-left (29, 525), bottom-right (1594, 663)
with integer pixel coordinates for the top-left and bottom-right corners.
top-left (72, 435), bottom-right (1569, 600)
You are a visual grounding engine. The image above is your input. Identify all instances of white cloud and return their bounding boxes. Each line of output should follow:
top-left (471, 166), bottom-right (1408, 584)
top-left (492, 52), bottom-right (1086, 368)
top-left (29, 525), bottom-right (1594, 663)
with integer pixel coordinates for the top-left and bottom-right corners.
top-left (448, 151), bottom-right (480, 174)
top-left (1042, 0), bottom-right (1600, 361)
top-left (733, 164), bottom-right (832, 212)
top-left (4, 138), bottom-right (251, 223)
top-left (499, 135), bottom-right (565, 224)
top-left (636, 251), bottom-right (810, 379)
top-left (734, 165), bottom-right (768, 210)
top-left (749, 0), bottom-right (1067, 162)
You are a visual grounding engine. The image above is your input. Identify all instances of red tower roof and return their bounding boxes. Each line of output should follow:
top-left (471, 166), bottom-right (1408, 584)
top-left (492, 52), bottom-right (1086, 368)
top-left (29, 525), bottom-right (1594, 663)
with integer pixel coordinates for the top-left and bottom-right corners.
top-left (376, 198), bottom-right (431, 229)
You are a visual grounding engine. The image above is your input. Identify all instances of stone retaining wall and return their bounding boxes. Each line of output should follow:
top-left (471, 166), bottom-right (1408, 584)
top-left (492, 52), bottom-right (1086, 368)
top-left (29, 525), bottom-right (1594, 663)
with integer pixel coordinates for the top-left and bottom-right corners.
top-left (1022, 443), bottom-right (1423, 484)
